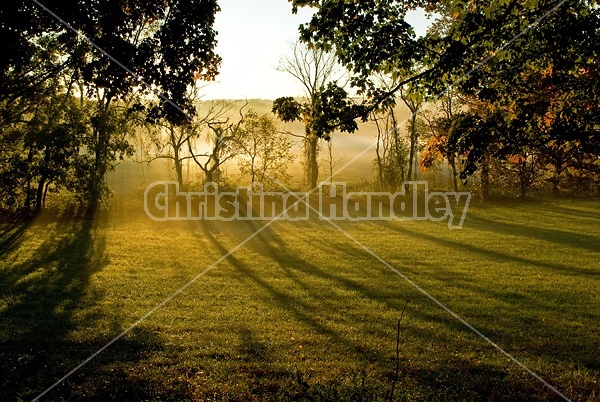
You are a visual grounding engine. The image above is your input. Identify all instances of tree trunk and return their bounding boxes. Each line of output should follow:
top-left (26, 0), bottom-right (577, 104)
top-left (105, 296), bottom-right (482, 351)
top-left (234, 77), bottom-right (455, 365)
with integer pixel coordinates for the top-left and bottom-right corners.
top-left (170, 125), bottom-right (185, 190)
top-left (89, 96), bottom-right (114, 211)
top-left (35, 175), bottom-right (47, 212)
top-left (305, 134), bottom-right (319, 189)
top-left (376, 130), bottom-right (384, 190)
top-left (327, 138), bottom-right (333, 181)
top-left (250, 151), bottom-right (257, 184)
top-left (389, 108), bottom-right (404, 188)
top-left (91, 126), bottom-right (108, 205)
top-left (480, 155), bottom-right (490, 200)
top-left (406, 112), bottom-right (418, 181)
top-left (23, 147), bottom-right (35, 211)
top-left (552, 159), bottom-right (563, 195)
top-left (519, 160), bottom-right (528, 199)
top-left (43, 180), bottom-right (50, 208)
top-left (205, 169), bottom-right (213, 184)
top-left (206, 154), bottom-right (219, 184)
top-left (450, 155), bottom-right (458, 192)
top-left (173, 145), bottom-right (184, 189)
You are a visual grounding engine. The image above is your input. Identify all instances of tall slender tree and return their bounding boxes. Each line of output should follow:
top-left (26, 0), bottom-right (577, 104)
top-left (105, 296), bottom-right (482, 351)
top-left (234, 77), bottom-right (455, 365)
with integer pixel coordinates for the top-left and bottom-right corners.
top-left (273, 41), bottom-right (342, 189)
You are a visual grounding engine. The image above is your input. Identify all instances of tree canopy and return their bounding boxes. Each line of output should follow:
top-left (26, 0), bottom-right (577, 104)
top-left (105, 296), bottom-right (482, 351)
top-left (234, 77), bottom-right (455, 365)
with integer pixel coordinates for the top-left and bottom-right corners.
top-left (288, 0), bottom-right (598, 116)
top-left (0, 0), bottom-right (222, 211)
top-left (1, 0), bottom-right (221, 122)
top-left (288, 0), bottom-right (599, 194)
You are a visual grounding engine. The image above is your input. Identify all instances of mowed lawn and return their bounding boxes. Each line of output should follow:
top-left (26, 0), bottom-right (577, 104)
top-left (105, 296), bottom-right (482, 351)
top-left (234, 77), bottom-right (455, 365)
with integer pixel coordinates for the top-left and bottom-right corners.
top-left (0, 198), bottom-right (599, 401)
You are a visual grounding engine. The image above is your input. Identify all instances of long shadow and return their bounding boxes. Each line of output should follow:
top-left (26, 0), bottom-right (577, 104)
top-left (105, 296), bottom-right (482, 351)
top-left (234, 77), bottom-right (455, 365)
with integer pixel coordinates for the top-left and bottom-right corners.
top-left (394, 356), bottom-right (562, 402)
top-left (469, 214), bottom-right (600, 253)
top-left (191, 219), bottom-right (582, 400)
top-left (188, 218), bottom-right (397, 363)
top-left (0, 207), bottom-right (103, 399)
top-left (196, 217), bottom-right (494, 358)
top-left (371, 221), bottom-right (600, 373)
top-left (535, 200), bottom-right (600, 221)
top-left (0, 207), bottom-right (181, 401)
top-left (385, 221), bottom-right (597, 278)
top-left (0, 220), bottom-right (31, 259)
top-left (234, 217), bottom-right (413, 309)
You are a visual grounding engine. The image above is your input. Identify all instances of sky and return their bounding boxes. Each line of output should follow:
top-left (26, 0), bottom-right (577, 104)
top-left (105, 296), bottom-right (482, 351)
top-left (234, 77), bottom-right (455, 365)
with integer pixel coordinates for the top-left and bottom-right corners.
top-left (202, 0), bottom-right (433, 100)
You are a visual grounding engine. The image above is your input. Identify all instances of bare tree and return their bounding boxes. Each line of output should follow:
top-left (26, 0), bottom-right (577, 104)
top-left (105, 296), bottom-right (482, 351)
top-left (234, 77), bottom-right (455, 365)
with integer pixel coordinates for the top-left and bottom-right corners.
top-left (142, 119), bottom-right (197, 189)
top-left (320, 136), bottom-right (345, 183)
top-left (372, 103), bottom-right (408, 191)
top-left (188, 101), bottom-right (247, 184)
top-left (399, 85), bottom-right (424, 182)
top-left (275, 41), bottom-right (342, 189)
top-left (138, 87), bottom-right (230, 189)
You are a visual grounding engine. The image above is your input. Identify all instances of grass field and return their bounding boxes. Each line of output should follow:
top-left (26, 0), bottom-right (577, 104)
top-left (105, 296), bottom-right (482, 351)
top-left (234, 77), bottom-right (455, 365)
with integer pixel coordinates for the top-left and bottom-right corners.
top-left (1, 197), bottom-right (599, 401)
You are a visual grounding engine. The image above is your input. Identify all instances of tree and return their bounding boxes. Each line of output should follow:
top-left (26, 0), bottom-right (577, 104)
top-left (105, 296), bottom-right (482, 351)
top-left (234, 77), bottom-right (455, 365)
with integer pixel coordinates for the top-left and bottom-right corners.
top-left (1, 0), bottom-right (222, 207)
top-left (287, 0), bottom-right (586, 134)
top-left (0, 4), bottom-right (72, 105)
top-left (399, 85), bottom-right (425, 182)
top-left (432, 1), bottom-right (600, 196)
top-left (294, 0), bottom-right (600, 198)
top-left (372, 103), bottom-right (407, 191)
top-left (0, 75), bottom-right (89, 212)
top-left (143, 120), bottom-right (194, 190)
top-left (140, 86), bottom-right (221, 190)
top-left (420, 91), bottom-right (465, 192)
top-left (272, 41), bottom-right (344, 189)
top-left (237, 110), bottom-right (295, 189)
top-left (188, 101), bottom-right (246, 185)
top-left (320, 135), bottom-right (344, 183)
top-left (370, 73), bottom-right (423, 190)
top-left (2, 0), bottom-right (221, 119)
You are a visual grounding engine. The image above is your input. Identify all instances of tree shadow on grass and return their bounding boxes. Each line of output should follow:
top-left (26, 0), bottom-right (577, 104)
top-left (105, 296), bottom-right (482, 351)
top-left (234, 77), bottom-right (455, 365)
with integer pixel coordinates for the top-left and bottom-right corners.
top-left (189, 218), bottom-right (399, 358)
top-left (192, 220), bottom-right (348, 338)
top-left (394, 356), bottom-right (566, 402)
top-left (468, 214), bottom-right (600, 253)
top-left (535, 201), bottom-right (600, 222)
top-left (386, 221), bottom-right (597, 278)
top-left (373, 222), bottom-right (598, 400)
top-left (192, 216), bottom-right (502, 349)
top-left (0, 218), bottom-right (32, 260)
top-left (183, 217), bottom-right (576, 401)
top-left (0, 207), bottom-right (190, 401)
top-left (0, 206), bottom-right (106, 399)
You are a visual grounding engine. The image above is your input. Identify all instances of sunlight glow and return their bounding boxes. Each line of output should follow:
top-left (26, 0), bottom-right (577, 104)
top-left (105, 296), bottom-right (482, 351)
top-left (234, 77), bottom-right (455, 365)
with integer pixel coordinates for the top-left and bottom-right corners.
top-left (202, 1), bottom-right (433, 100)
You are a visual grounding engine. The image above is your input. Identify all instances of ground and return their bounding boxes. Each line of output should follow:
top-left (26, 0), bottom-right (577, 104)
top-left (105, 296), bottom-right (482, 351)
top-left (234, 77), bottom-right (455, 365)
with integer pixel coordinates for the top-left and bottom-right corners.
top-left (0, 197), bottom-right (598, 401)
